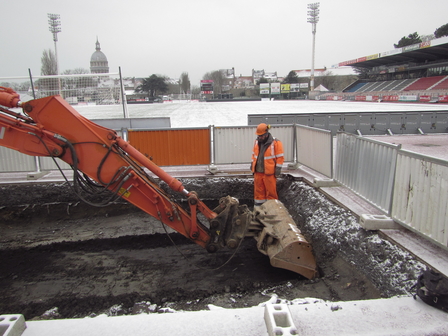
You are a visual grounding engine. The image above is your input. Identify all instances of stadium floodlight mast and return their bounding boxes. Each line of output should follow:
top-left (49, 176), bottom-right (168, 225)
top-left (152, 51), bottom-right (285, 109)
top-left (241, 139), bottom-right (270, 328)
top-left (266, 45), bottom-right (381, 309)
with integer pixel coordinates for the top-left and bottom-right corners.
top-left (48, 13), bottom-right (61, 93)
top-left (307, 2), bottom-right (320, 92)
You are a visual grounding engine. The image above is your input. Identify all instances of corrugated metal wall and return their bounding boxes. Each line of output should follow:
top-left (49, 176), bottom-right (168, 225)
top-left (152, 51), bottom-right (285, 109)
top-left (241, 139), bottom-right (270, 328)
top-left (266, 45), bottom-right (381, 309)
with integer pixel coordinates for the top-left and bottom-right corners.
top-left (213, 125), bottom-right (293, 164)
top-left (335, 132), bottom-right (400, 213)
top-left (392, 150), bottom-right (448, 247)
top-left (0, 147), bottom-right (35, 172)
top-left (296, 125), bottom-right (332, 178)
top-left (128, 128), bottom-right (210, 166)
top-left (39, 157), bottom-right (71, 170)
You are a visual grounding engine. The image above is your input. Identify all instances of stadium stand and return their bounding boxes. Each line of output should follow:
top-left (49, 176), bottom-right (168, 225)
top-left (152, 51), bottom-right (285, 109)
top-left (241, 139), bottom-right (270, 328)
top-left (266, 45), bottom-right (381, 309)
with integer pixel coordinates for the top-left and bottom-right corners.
top-left (431, 76), bottom-right (448, 90)
top-left (345, 82), bottom-right (367, 92)
top-left (404, 75), bottom-right (446, 91)
top-left (321, 36), bottom-right (448, 102)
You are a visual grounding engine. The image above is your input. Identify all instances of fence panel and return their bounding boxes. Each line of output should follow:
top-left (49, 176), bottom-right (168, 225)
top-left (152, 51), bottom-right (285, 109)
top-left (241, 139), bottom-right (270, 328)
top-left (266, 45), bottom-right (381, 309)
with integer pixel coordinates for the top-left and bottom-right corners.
top-left (296, 125), bottom-right (332, 178)
top-left (128, 128), bottom-right (210, 166)
top-left (0, 147), bottom-right (35, 172)
top-left (335, 132), bottom-right (400, 212)
top-left (39, 157), bottom-right (72, 171)
top-left (392, 150), bottom-right (448, 247)
top-left (213, 125), bottom-right (293, 165)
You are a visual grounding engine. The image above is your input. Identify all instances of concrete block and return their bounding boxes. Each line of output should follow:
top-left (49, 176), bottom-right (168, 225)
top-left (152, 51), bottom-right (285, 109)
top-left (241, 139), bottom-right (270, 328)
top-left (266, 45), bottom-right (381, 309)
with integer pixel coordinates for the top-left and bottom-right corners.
top-left (26, 171), bottom-right (49, 180)
top-left (0, 315), bottom-right (26, 336)
top-left (207, 164), bottom-right (218, 174)
top-left (264, 304), bottom-right (298, 336)
top-left (312, 177), bottom-right (339, 188)
top-left (360, 214), bottom-right (400, 230)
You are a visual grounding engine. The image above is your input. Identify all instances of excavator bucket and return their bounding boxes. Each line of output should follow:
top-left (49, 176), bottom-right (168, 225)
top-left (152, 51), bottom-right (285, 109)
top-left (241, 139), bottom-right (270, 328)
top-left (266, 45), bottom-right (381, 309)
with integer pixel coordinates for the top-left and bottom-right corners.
top-left (249, 199), bottom-right (318, 279)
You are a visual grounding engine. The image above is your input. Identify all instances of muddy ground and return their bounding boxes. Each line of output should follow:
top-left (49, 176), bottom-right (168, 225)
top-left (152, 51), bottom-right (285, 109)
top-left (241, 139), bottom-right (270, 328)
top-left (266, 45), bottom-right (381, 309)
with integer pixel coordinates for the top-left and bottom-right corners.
top-left (0, 176), bottom-right (425, 320)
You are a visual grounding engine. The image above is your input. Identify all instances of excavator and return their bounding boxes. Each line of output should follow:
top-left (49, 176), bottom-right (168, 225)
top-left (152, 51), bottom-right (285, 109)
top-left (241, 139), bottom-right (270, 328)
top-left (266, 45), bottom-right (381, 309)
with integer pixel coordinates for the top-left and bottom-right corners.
top-left (0, 87), bottom-right (318, 279)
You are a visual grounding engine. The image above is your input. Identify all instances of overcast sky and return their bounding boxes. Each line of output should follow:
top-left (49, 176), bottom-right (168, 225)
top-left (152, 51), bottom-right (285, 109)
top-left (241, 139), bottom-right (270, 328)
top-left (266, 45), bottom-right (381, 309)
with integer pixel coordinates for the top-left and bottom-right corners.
top-left (2, 0), bottom-right (448, 85)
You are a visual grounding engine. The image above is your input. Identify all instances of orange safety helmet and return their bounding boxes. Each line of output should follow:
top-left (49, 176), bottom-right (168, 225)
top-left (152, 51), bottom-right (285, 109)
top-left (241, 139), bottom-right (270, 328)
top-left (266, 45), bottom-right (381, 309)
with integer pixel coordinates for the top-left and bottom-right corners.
top-left (256, 123), bottom-right (270, 135)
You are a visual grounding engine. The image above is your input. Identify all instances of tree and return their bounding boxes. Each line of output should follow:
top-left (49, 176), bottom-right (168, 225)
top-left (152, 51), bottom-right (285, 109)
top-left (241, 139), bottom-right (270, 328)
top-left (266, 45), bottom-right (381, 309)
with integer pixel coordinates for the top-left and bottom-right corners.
top-left (38, 49), bottom-right (59, 95)
top-left (62, 68), bottom-right (90, 75)
top-left (41, 49), bottom-right (58, 76)
top-left (179, 72), bottom-right (190, 94)
top-left (282, 71), bottom-right (300, 84)
top-left (135, 74), bottom-right (169, 97)
top-left (203, 71), bottom-right (224, 94)
top-left (315, 70), bottom-right (334, 90)
top-left (434, 23), bottom-right (448, 38)
top-left (352, 66), bottom-right (370, 79)
top-left (394, 32), bottom-right (422, 48)
top-left (256, 77), bottom-right (269, 85)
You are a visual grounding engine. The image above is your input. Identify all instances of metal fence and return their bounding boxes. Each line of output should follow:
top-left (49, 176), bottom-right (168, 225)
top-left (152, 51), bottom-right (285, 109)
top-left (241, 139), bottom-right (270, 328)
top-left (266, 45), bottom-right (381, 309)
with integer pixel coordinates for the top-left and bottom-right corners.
top-left (212, 125), bottom-right (294, 164)
top-left (391, 150), bottom-right (448, 247)
top-left (334, 132), bottom-right (448, 248)
top-left (296, 125), bottom-right (332, 177)
top-left (335, 132), bottom-right (400, 213)
top-left (0, 124), bottom-right (332, 178)
top-left (0, 71), bottom-right (128, 116)
top-left (2, 109), bottom-right (447, 248)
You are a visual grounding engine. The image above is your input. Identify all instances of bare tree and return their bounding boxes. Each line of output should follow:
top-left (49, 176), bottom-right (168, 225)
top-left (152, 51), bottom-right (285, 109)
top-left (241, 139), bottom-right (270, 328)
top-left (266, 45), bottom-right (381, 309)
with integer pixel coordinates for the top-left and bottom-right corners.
top-left (180, 72), bottom-right (190, 94)
top-left (203, 70), bottom-right (224, 94)
top-left (38, 49), bottom-right (59, 95)
top-left (41, 49), bottom-right (57, 76)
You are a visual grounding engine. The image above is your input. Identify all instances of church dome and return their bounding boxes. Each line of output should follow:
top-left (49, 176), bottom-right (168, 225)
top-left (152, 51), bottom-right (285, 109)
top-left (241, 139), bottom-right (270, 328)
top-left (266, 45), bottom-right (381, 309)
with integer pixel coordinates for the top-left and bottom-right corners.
top-left (91, 50), bottom-right (108, 63)
top-left (90, 38), bottom-right (109, 74)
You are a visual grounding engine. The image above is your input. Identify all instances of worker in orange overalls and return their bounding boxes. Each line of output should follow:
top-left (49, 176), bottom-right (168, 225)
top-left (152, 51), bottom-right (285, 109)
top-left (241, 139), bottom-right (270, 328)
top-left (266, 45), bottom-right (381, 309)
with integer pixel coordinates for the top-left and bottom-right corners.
top-left (251, 123), bottom-right (284, 206)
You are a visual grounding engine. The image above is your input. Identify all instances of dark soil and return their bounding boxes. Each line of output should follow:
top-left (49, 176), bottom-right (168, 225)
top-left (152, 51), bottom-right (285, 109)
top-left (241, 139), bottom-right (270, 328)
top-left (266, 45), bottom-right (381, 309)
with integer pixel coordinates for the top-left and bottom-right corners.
top-left (0, 176), bottom-right (424, 320)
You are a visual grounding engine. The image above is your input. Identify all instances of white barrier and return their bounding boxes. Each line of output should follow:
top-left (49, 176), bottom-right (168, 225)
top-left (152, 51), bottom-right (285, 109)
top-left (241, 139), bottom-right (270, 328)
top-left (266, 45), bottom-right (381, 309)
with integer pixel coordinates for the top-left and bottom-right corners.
top-left (392, 150), bottom-right (448, 248)
top-left (335, 132), bottom-right (400, 213)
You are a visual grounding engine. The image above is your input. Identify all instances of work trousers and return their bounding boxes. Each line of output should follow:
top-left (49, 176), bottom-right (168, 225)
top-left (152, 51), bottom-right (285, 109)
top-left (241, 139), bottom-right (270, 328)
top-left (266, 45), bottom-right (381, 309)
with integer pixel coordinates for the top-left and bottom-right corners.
top-left (254, 172), bottom-right (278, 205)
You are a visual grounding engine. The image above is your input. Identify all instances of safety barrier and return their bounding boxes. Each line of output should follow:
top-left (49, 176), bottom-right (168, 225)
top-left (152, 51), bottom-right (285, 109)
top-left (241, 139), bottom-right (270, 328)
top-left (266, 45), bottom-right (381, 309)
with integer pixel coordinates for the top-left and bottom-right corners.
top-left (392, 150), bottom-right (448, 247)
top-left (2, 121), bottom-right (446, 248)
top-left (335, 133), bottom-right (400, 213)
top-left (296, 125), bottom-right (332, 177)
top-left (248, 111), bottom-right (448, 135)
top-left (334, 132), bottom-right (448, 248)
top-left (0, 124), bottom-right (332, 179)
top-left (212, 125), bottom-right (294, 164)
top-left (128, 128), bottom-right (210, 166)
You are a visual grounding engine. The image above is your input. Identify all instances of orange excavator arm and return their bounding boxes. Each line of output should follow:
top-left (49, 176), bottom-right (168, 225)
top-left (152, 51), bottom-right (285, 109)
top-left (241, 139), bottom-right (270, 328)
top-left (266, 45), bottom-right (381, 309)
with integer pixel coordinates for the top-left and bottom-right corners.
top-left (0, 87), bottom-right (251, 253)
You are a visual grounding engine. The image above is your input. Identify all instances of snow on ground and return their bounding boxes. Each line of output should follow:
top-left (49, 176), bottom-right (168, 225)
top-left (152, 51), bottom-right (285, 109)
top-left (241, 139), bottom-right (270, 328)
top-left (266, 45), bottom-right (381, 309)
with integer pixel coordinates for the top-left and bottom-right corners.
top-left (74, 100), bottom-right (448, 128)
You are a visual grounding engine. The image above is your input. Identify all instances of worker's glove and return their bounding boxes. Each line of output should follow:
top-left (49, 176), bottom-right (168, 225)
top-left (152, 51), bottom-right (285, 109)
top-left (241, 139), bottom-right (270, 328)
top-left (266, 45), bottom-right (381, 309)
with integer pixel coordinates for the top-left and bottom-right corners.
top-left (275, 166), bottom-right (282, 178)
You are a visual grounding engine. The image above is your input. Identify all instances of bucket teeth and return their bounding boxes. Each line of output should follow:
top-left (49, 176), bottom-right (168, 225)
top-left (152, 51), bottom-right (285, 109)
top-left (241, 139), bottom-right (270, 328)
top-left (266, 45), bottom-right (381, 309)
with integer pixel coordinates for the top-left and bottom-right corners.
top-left (252, 199), bottom-right (318, 279)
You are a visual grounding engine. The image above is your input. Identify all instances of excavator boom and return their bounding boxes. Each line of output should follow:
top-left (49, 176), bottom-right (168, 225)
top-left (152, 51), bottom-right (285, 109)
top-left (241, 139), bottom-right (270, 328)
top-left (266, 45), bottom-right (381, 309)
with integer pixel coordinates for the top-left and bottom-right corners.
top-left (0, 87), bottom-right (317, 278)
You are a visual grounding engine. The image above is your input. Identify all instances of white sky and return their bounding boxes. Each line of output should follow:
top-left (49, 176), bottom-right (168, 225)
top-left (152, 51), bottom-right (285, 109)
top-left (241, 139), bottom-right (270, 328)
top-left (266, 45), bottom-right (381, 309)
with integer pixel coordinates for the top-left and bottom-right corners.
top-left (2, 0), bottom-right (448, 85)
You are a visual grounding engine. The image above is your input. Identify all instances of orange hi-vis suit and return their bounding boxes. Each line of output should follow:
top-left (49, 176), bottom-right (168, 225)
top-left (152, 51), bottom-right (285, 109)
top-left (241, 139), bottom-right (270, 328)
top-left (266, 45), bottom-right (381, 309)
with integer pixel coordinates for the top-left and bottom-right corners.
top-left (251, 133), bottom-right (284, 206)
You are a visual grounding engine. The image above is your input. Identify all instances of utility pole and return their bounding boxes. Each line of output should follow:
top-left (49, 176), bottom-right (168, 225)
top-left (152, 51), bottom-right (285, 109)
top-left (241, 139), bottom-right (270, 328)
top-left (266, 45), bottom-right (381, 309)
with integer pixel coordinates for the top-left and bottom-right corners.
top-left (307, 3), bottom-right (320, 92)
top-left (48, 13), bottom-right (61, 94)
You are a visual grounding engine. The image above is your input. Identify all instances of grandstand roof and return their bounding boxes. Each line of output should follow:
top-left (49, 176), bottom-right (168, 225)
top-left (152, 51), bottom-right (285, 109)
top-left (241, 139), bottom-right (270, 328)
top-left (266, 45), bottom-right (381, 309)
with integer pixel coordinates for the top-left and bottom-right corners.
top-left (338, 36), bottom-right (448, 69)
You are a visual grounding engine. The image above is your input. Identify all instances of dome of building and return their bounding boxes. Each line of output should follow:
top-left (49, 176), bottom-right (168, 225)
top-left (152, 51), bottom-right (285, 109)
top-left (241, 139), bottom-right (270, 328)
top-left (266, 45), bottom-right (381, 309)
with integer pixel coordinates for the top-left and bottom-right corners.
top-left (90, 38), bottom-right (109, 74)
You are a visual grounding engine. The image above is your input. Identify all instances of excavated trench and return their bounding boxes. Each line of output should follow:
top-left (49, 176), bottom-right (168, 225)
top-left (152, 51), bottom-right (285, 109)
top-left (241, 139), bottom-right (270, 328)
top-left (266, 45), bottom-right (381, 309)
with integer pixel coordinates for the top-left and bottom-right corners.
top-left (0, 176), bottom-right (425, 320)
